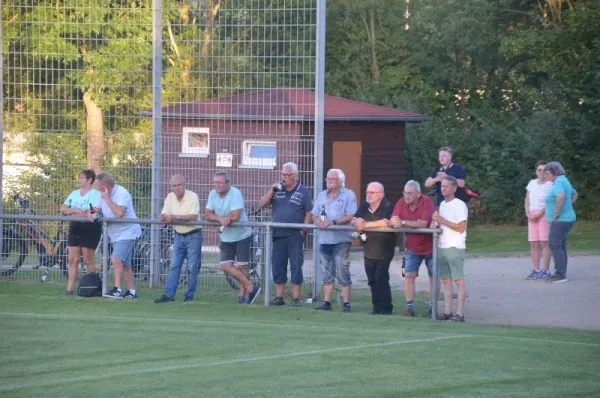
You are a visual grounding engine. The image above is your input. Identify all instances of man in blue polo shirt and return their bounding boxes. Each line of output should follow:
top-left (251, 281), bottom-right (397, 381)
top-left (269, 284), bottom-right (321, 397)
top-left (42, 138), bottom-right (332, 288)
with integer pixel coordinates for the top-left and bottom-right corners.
top-left (259, 162), bottom-right (313, 307)
top-left (425, 146), bottom-right (467, 206)
top-left (312, 169), bottom-right (357, 313)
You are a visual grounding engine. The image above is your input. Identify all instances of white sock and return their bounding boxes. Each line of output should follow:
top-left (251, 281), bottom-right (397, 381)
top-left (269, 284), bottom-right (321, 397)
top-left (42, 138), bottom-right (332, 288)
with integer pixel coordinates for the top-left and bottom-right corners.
top-left (129, 289), bottom-right (136, 295)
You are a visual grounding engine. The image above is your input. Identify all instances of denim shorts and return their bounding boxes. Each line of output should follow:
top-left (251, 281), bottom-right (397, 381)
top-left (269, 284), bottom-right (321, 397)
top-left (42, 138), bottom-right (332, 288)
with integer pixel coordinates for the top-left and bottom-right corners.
top-left (319, 242), bottom-right (352, 286)
top-left (405, 250), bottom-right (433, 277)
top-left (111, 239), bottom-right (136, 267)
top-left (219, 235), bottom-right (251, 265)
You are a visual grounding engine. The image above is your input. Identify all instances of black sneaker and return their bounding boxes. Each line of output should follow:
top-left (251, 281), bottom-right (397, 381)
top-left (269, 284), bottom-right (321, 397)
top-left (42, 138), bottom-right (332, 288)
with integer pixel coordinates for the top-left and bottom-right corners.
top-left (291, 298), bottom-right (302, 308)
top-left (315, 302), bottom-right (332, 311)
top-left (183, 296), bottom-right (193, 303)
top-left (440, 313), bottom-right (453, 321)
top-left (154, 294), bottom-right (174, 303)
top-left (270, 296), bottom-right (285, 306)
top-left (449, 314), bottom-right (465, 323)
top-left (342, 303), bottom-right (351, 313)
top-left (63, 290), bottom-right (74, 296)
top-left (546, 273), bottom-right (568, 283)
top-left (247, 284), bottom-right (262, 304)
top-left (405, 307), bottom-right (415, 317)
top-left (104, 287), bottom-right (123, 299)
top-left (123, 290), bottom-right (137, 299)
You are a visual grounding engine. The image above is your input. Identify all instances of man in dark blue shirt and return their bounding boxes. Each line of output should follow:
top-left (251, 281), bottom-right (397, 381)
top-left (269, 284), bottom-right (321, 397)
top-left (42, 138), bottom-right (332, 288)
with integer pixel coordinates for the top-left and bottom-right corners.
top-left (259, 162), bottom-right (313, 307)
top-left (425, 146), bottom-right (467, 206)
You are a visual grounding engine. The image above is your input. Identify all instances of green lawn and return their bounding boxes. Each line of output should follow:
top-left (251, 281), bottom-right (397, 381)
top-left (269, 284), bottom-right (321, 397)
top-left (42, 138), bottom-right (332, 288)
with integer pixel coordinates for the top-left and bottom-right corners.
top-left (466, 220), bottom-right (599, 255)
top-left (1, 282), bottom-right (599, 397)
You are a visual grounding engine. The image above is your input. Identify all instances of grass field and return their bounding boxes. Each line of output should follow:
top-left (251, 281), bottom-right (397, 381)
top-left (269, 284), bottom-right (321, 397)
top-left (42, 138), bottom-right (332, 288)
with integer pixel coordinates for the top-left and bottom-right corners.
top-left (466, 220), bottom-right (599, 255)
top-left (1, 282), bottom-right (599, 397)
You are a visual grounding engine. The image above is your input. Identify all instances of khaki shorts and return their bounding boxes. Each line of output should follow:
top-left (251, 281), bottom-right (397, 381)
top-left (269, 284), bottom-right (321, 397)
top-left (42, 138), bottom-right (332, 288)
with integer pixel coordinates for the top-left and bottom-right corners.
top-left (438, 247), bottom-right (465, 280)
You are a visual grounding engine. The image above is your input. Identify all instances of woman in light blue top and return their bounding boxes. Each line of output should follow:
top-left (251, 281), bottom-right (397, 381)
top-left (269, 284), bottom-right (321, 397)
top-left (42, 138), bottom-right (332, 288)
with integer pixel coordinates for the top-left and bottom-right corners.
top-left (543, 162), bottom-right (578, 283)
top-left (59, 169), bottom-right (102, 295)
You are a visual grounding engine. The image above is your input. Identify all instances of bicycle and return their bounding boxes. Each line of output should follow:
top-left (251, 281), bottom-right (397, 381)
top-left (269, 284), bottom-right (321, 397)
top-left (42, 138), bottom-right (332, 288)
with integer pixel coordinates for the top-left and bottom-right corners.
top-left (224, 206), bottom-right (264, 290)
top-left (1, 194), bottom-right (69, 277)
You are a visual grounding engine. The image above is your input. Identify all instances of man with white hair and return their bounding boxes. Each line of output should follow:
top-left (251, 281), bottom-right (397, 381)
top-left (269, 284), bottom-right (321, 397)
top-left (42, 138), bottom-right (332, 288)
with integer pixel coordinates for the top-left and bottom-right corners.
top-left (154, 175), bottom-right (202, 303)
top-left (352, 182), bottom-right (395, 315)
top-left (95, 172), bottom-right (142, 299)
top-left (259, 162), bottom-right (313, 307)
top-left (390, 180), bottom-right (435, 317)
top-left (312, 169), bottom-right (357, 312)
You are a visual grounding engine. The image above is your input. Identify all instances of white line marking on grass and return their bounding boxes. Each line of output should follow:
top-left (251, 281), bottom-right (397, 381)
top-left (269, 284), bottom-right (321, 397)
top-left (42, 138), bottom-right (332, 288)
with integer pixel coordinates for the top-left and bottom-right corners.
top-left (0, 311), bottom-right (423, 333)
top-left (0, 335), bottom-right (470, 392)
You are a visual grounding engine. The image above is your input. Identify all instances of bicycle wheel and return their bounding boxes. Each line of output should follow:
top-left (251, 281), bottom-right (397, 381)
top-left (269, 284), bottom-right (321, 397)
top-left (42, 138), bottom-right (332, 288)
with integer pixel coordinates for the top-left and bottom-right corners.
top-left (1, 227), bottom-right (29, 277)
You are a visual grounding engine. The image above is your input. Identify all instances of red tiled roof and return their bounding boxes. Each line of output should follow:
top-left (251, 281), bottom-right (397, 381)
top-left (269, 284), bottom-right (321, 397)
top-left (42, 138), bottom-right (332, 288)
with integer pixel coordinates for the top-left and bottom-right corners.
top-left (148, 88), bottom-right (424, 122)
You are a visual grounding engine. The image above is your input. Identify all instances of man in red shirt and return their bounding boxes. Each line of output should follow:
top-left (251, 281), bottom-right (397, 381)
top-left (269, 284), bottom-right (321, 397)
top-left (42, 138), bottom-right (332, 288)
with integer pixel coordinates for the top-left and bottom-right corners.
top-left (390, 180), bottom-right (435, 317)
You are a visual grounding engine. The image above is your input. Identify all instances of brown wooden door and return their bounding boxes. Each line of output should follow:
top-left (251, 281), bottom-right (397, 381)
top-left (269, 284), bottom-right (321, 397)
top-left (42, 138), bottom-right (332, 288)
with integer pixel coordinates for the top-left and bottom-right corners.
top-left (333, 141), bottom-right (362, 246)
top-left (333, 141), bottom-right (362, 201)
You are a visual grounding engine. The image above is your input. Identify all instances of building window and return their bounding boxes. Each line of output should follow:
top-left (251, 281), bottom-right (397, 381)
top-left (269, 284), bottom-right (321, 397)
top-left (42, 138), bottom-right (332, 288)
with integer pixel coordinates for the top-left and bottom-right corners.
top-left (240, 140), bottom-right (277, 169)
top-left (180, 127), bottom-right (209, 157)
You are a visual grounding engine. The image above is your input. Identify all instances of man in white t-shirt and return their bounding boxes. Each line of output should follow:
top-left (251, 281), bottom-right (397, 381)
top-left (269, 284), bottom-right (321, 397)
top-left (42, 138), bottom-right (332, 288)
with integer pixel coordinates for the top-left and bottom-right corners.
top-left (95, 172), bottom-right (142, 299)
top-left (524, 161), bottom-right (553, 280)
top-left (431, 176), bottom-right (468, 322)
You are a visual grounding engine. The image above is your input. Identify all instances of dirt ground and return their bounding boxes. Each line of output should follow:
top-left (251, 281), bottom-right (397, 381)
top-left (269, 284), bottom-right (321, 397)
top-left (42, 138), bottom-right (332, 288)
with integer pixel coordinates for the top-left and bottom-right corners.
top-left (345, 253), bottom-right (600, 331)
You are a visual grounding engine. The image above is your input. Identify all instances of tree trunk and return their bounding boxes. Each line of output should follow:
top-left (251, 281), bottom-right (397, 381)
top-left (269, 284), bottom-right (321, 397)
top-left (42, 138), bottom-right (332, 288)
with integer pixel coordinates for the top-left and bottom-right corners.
top-left (201, 0), bottom-right (222, 57)
top-left (368, 9), bottom-right (380, 83)
top-left (83, 89), bottom-right (104, 173)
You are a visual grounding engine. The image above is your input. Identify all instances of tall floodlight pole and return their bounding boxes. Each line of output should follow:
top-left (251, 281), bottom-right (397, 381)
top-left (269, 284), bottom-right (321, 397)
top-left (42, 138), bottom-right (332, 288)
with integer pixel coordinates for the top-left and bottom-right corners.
top-left (312, 0), bottom-right (326, 300)
top-left (150, 0), bottom-right (163, 288)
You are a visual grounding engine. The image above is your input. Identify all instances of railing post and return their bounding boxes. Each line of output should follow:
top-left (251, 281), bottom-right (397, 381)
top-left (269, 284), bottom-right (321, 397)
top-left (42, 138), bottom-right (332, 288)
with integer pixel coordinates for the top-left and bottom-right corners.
top-left (431, 229), bottom-right (439, 320)
top-left (264, 225), bottom-right (272, 306)
top-left (102, 220), bottom-right (109, 296)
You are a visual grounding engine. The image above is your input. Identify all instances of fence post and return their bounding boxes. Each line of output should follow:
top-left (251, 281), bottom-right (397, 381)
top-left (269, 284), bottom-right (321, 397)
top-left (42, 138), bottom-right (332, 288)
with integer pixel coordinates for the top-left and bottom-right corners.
top-left (102, 220), bottom-right (109, 296)
top-left (431, 230), bottom-right (439, 320)
top-left (149, 0), bottom-right (163, 289)
top-left (264, 225), bottom-right (272, 306)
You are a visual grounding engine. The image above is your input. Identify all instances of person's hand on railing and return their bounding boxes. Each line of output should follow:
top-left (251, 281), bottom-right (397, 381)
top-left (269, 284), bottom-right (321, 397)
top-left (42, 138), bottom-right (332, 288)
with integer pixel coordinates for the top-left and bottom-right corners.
top-left (159, 214), bottom-right (173, 224)
top-left (389, 216), bottom-right (401, 228)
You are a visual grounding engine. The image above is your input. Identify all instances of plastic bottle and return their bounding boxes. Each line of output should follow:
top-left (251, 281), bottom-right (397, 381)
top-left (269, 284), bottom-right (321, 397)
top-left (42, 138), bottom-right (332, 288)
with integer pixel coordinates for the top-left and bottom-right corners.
top-left (41, 268), bottom-right (49, 282)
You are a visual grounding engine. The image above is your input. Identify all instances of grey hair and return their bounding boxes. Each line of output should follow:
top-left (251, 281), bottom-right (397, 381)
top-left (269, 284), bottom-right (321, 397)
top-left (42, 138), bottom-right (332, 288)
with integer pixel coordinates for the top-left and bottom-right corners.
top-left (96, 172), bottom-right (115, 187)
top-left (438, 146), bottom-right (453, 155)
top-left (543, 161), bottom-right (566, 176)
top-left (404, 180), bottom-right (421, 193)
top-left (367, 181), bottom-right (385, 195)
top-left (442, 175), bottom-right (458, 188)
top-left (214, 170), bottom-right (231, 183)
top-left (170, 174), bottom-right (186, 185)
top-left (282, 162), bottom-right (298, 175)
top-left (328, 168), bottom-right (346, 187)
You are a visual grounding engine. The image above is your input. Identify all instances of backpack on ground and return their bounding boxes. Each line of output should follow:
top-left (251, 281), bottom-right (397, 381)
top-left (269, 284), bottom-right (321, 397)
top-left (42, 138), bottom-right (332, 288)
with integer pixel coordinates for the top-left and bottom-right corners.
top-left (78, 272), bottom-right (102, 297)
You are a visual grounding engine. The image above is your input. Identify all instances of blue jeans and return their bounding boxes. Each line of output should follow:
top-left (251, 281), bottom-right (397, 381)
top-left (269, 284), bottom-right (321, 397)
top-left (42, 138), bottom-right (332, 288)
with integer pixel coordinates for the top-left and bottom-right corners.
top-left (549, 221), bottom-right (574, 277)
top-left (165, 230), bottom-right (202, 299)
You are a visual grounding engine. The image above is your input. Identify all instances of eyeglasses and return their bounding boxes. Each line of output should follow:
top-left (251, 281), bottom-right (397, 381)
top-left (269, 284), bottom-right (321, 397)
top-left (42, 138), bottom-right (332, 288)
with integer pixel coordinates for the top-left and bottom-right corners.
top-left (365, 191), bottom-right (381, 194)
top-left (281, 173), bottom-right (294, 177)
top-left (214, 180), bottom-right (228, 185)
top-left (325, 178), bottom-right (339, 182)
top-left (403, 191), bottom-right (417, 195)
top-left (536, 168), bottom-right (545, 172)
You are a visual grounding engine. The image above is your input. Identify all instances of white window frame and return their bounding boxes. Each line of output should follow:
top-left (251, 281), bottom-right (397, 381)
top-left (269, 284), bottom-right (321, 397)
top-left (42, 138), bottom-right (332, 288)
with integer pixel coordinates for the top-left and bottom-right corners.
top-left (180, 127), bottom-right (210, 157)
top-left (239, 140), bottom-right (277, 169)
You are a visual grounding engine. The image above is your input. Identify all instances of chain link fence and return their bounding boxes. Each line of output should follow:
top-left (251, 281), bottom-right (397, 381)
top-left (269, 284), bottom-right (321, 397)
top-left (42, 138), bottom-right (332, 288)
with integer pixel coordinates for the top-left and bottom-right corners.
top-left (1, 0), bottom-right (323, 292)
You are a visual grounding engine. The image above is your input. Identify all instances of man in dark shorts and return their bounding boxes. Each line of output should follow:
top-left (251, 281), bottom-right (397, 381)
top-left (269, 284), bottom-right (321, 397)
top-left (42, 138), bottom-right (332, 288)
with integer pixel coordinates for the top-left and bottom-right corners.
top-left (352, 182), bottom-right (396, 315)
top-left (424, 146), bottom-right (467, 207)
top-left (206, 171), bottom-right (261, 304)
top-left (259, 162), bottom-right (312, 307)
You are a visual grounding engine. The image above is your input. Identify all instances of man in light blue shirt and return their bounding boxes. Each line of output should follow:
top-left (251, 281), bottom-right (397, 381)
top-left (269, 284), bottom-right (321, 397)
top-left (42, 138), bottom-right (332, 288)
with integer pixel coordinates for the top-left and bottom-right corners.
top-left (206, 171), bottom-right (261, 304)
top-left (312, 169), bottom-right (357, 312)
top-left (95, 172), bottom-right (141, 299)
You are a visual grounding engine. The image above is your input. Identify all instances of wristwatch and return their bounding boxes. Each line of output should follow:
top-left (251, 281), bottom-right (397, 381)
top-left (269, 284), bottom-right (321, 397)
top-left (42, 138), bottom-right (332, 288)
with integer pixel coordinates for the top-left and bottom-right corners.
top-left (401, 220), bottom-right (406, 226)
top-left (332, 220), bottom-right (337, 225)
top-left (175, 215), bottom-right (181, 221)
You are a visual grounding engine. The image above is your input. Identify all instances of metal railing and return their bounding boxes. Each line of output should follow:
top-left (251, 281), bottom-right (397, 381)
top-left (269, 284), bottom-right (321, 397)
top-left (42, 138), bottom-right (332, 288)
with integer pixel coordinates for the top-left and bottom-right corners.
top-left (0, 213), bottom-right (442, 318)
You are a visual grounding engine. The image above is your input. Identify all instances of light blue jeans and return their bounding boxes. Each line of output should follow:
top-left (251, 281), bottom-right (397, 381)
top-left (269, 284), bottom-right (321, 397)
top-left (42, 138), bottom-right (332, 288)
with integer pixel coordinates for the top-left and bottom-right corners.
top-left (165, 230), bottom-right (202, 299)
